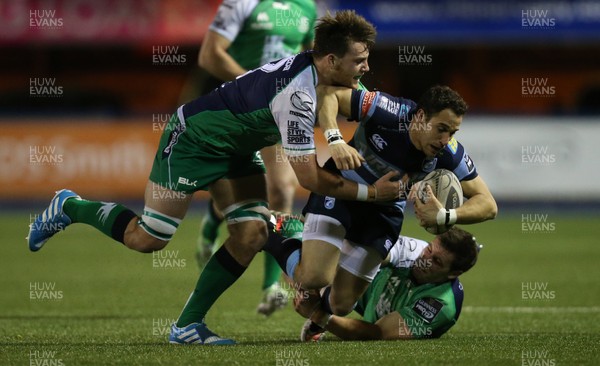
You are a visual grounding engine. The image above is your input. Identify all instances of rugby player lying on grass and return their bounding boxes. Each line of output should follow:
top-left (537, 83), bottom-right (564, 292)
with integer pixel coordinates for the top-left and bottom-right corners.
top-left (293, 226), bottom-right (481, 341)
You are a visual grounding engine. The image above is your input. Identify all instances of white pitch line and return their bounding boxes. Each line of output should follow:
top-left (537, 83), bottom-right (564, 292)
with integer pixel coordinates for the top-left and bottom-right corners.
top-left (463, 306), bottom-right (600, 314)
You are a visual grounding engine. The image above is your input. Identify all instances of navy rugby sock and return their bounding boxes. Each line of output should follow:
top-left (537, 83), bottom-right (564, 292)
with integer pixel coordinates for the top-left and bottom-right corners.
top-left (262, 231), bottom-right (302, 280)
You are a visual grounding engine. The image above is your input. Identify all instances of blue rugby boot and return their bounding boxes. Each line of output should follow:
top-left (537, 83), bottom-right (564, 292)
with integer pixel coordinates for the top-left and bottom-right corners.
top-left (169, 322), bottom-right (236, 345)
top-left (27, 189), bottom-right (80, 252)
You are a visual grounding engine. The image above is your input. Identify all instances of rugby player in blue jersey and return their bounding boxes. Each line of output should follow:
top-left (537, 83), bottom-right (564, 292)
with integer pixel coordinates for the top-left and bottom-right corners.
top-left (27, 11), bottom-right (402, 345)
top-left (264, 85), bottom-right (497, 334)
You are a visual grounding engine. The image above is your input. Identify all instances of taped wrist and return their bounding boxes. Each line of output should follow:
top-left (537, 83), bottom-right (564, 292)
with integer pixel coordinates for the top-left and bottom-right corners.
top-left (436, 208), bottom-right (457, 226)
top-left (324, 129), bottom-right (344, 145)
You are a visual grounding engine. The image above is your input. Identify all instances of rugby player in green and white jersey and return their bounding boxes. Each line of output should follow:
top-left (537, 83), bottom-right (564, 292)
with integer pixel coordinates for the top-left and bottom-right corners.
top-left (199, 0), bottom-right (317, 81)
top-left (28, 11), bottom-right (401, 345)
top-left (295, 227), bottom-right (480, 341)
top-left (195, 0), bottom-right (318, 317)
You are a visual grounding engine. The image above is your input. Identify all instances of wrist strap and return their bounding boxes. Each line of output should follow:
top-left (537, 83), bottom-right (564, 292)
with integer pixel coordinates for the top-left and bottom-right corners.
top-left (328, 137), bottom-right (345, 145)
top-left (356, 183), bottom-right (369, 201)
top-left (436, 208), bottom-right (457, 226)
top-left (324, 129), bottom-right (344, 145)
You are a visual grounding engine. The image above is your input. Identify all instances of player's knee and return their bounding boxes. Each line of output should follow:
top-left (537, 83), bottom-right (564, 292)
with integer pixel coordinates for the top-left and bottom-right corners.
top-left (126, 207), bottom-right (180, 253)
top-left (295, 271), bottom-right (332, 290)
top-left (268, 183), bottom-right (296, 210)
top-left (329, 296), bottom-right (355, 316)
top-left (229, 220), bottom-right (268, 251)
top-left (127, 234), bottom-right (169, 253)
top-left (223, 200), bottom-right (270, 251)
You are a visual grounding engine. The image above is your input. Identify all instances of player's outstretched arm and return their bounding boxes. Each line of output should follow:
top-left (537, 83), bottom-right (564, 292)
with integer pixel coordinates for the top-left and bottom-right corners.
top-left (309, 308), bottom-right (413, 341)
top-left (317, 85), bottom-right (364, 170)
top-left (288, 154), bottom-right (399, 202)
top-left (198, 30), bottom-right (247, 81)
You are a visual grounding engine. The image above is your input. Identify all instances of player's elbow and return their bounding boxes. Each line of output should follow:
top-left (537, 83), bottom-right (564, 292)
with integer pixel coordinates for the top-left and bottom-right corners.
top-left (290, 156), bottom-right (341, 197)
top-left (485, 197), bottom-right (498, 220)
top-left (198, 48), bottom-right (211, 70)
top-left (329, 299), bottom-right (355, 317)
top-left (297, 174), bottom-right (318, 192)
top-left (198, 43), bottom-right (222, 73)
top-left (489, 202), bottom-right (498, 220)
top-left (470, 193), bottom-right (498, 221)
top-left (291, 160), bottom-right (320, 192)
top-left (297, 175), bottom-right (336, 196)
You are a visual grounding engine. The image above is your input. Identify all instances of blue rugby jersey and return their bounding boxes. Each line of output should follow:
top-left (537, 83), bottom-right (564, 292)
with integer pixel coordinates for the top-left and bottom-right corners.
top-left (333, 89), bottom-right (478, 211)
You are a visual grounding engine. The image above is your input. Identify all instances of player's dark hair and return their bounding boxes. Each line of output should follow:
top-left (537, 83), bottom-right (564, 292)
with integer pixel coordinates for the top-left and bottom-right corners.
top-left (417, 85), bottom-right (468, 119)
top-left (313, 10), bottom-right (376, 58)
top-left (438, 227), bottom-right (478, 273)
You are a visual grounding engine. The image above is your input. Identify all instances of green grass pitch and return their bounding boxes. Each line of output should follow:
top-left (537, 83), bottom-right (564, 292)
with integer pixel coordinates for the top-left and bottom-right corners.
top-left (1, 211), bottom-right (599, 365)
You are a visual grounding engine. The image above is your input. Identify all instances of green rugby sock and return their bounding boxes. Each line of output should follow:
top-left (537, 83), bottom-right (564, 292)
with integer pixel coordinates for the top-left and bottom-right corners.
top-left (200, 200), bottom-right (223, 243)
top-left (63, 198), bottom-right (137, 244)
top-left (262, 253), bottom-right (282, 290)
top-left (176, 245), bottom-right (246, 327)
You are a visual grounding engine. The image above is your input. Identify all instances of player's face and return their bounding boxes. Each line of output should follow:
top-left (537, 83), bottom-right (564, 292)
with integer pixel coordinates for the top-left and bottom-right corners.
top-left (411, 237), bottom-right (457, 284)
top-left (411, 108), bottom-right (462, 158)
top-left (330, 42), bottom-right (370, 89)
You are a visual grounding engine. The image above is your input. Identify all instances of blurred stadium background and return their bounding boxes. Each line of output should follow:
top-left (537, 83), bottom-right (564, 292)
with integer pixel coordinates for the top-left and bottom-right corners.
top-left (2, 0), bottom-right (600, 207)
top-left (1, 0), bottom-right (599, 365)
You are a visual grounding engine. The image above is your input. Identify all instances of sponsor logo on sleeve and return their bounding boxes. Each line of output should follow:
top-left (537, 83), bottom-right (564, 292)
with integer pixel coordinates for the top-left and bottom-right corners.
top-left (464, 154), bottom-right (475, 173)
top-left (377, 95), bottom-right (400, 115)
top-left (289, 110), bottom-right (308, 119)
top-left (283, 55), bottom-right (296, 71)
top-left (290, 90), bottom-right (314, 112)
top-left (361, 91), bottom-right (377, 119)
top-left (286, 120), bottom-right (311, 145)
top-left (412, 298), bottom-right (444, 323)
top-left (447, 137), bottom-right (458, 155)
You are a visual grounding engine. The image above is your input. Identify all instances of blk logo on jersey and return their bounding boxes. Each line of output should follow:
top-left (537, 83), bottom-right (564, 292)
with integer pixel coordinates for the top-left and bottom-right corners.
top-left (178, 177), bottom-right (197, 187)
top-left (290, 90), bottom-right (313, 112)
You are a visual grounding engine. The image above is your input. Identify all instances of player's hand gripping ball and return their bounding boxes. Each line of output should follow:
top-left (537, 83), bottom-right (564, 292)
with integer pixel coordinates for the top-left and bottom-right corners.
top-left (417, 169), bottom-right (463, 234)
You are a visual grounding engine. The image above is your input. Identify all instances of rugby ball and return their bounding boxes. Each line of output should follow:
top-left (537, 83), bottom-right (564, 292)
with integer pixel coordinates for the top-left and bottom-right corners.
top-left (417, 169), bottom-right (463, 234)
